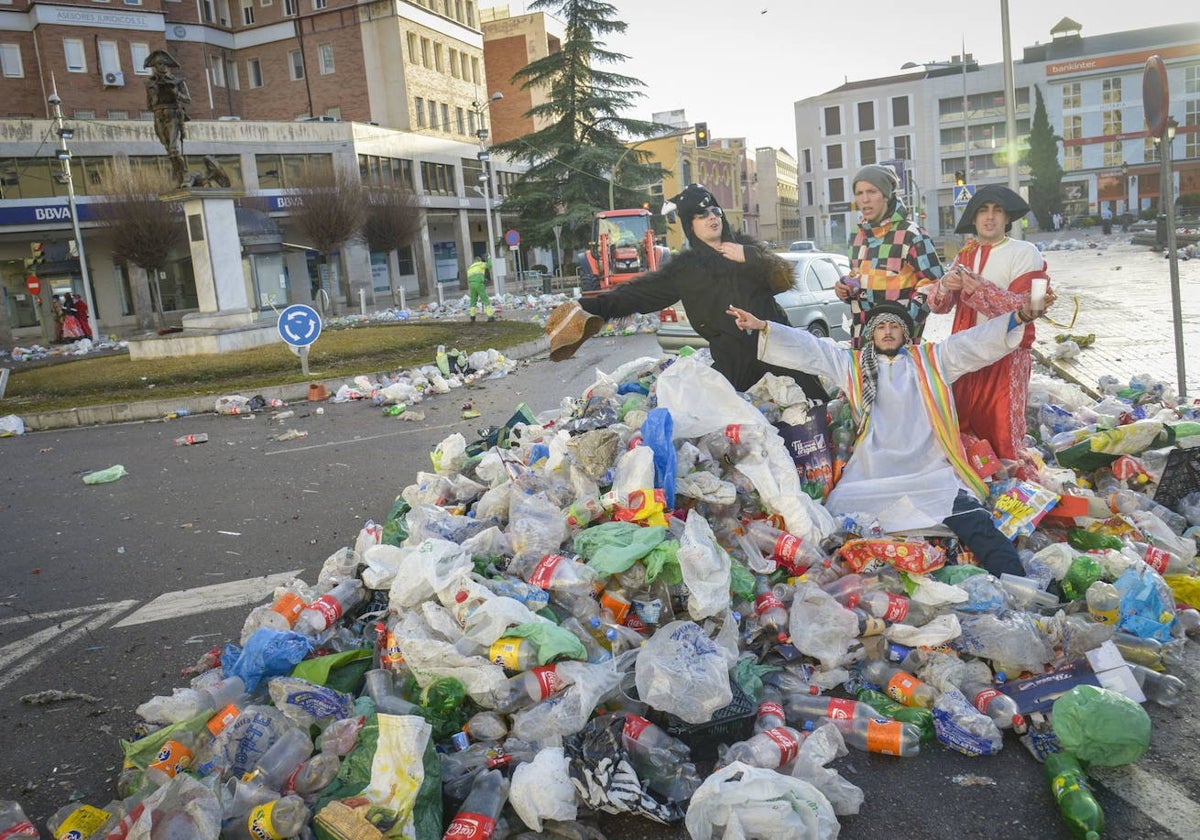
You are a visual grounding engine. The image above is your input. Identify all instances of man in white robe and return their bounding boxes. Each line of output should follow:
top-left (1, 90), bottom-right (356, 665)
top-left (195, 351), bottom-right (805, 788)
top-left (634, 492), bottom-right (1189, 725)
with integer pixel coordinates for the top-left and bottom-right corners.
top-left (726, 296), bottom-right (1055, 577)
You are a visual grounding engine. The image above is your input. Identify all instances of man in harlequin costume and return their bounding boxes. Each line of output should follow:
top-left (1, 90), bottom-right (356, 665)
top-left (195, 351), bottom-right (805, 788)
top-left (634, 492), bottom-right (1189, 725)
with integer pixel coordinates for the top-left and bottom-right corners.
top-left (835, 164), bottom-right (946, 349)
top-left (725, 295), bottom-right (1059, 578)
top-left (928, 185), bottom-right (1051, 478)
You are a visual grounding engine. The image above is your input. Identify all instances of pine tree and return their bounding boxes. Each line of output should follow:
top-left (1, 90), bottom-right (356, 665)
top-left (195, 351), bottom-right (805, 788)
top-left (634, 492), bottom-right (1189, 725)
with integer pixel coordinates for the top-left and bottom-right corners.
top-left (1024, 85), bottom-right (1064, 230)
top-left (489, 0), bottom-right (665, 256)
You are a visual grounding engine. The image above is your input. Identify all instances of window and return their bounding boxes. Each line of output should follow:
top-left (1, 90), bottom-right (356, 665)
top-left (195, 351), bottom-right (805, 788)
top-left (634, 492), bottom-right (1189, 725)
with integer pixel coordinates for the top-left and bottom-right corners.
top-left (247, 57), bottom-right (263, 87)
top-left (468, 110), bottom-right (476, 135)
top-left (856, 101), bottom-right (875, 132)
top-left (227, 60), bottom-right (239, 90)
top-left (325, 106), bottom-right (340, 120)
top-left (131, 42), bottom-right (150, 74)
top-left (1102, 108), bottom-right (1122, 137)
top-left (470, 57), bottom-right (479, 84)
top-left (1101, 77), bottom-right (1121, 105)
top-left (64, 38), bottom-right (86, 73)
top-left (890, 96), bottom-right (909, 128)
top-left (1102, 142), bottom-right (1122, 168)
top-left (449, 48), bottom-right (459, 78)
top-left (98, 40), bottom-right (121, 77)
top-left (1, 43), bottom-right (23, 78)
top-left (441, 103), bottom-right (449, 132)
top-left (456, 106), bottom-right (465, 134)
top-left (313, 0), bottom-right (326, 9)
top-left (823, 106), bottom-right (841, 136)
top-left (1063, 145), bottom-right (1081, 171)
top-left (107, 110), bottom-right (128, 120)
top-left (414, 97), bottom-right (425, 127)
top-left (421, 38), bottom-right (431, 69)
top-left (289, 49), bottom-right (304, 80)
top-left (1187, 65), bottom-right (1200, 94)
top-left (1061, 114), bottom-right (1080, 142)
top-left (893, 135), bottom-right (912, 161)
top-left (318, 43), bottom-right (334, 75)
top-left (824, 144), bottom-right (843, 170)
top-left (209, 53), bottom-right (226, 87)
top-left (434, 43), bottom-right (442, 73)
top-left (859, 139), bottom-right (876, 166)
top-left (827, 177), bottom-right (845, 204)
top-left (802, 148), bottom-right (812, 174)
top-left (408, 33), bottom-right (418, 62)
top-left (1062, 82), bottom-right (1081, 109)
top-left (419, 161), bottom-right (456, 194)
top-left (284, 0), bottom-right (296, 14)
top-left (1186, 99), bottom-right (1200, 158)
top-left (427, 99), bottom-right (437, 128)
top-left (804, 182), bottom-right (814, 205)
top-left (466, 0), bottom-right (474, 27)
top-left (1144, 136), bottom-right (1160, 164)
top-left (242, 0), bottom-right (254, 24)
top-left (461, 52), bottom-right (470, 79)
top-left (201, 0), bottom-right (214, 21)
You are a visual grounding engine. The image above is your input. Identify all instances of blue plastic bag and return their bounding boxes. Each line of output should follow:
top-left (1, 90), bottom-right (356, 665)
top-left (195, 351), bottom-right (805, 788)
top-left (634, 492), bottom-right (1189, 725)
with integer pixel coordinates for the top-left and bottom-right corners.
top-left (222, 628), bottom-right (312, 692)
top-left (641, 407), bottom-right (676, 505)
top-left (1114, 563), bottom-right (1176, 642)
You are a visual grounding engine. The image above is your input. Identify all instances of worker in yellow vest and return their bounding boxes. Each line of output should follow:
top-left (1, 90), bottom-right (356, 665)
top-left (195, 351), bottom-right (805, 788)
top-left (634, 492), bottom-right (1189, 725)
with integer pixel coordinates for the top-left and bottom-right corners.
top-left (466, 255), bottom-right (495, 322)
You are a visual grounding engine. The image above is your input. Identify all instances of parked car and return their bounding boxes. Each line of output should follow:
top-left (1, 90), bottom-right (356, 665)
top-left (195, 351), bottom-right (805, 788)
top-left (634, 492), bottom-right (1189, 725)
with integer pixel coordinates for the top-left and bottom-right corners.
top-left (789, 240), bottom-right (817, 252)
top-left (656, 251), bottom-right (853, 354)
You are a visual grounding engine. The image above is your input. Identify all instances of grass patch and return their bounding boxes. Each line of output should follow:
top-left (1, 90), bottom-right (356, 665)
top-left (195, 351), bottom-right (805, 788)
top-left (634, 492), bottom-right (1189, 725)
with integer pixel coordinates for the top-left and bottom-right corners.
top-left (2, 321), bottom-right (544, 413)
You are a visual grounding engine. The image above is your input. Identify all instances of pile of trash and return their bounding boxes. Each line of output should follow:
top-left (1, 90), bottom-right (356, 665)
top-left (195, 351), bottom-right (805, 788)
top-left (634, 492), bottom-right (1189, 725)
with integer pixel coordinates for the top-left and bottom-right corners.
top-left (8, 353), bottom-right (1200, 840)
top-left (1, 336), bottom-right (126, 364)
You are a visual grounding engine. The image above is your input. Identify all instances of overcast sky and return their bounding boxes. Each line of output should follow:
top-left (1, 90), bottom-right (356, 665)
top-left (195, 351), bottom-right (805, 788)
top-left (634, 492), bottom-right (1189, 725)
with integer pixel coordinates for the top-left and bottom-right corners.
top-left (483, 1), bottom-right (1189, 154)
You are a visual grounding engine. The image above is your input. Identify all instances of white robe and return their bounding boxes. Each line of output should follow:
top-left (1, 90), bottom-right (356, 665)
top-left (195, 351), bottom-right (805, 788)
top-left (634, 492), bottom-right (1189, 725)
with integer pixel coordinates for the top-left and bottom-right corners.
top-left (759, 315), bottom-right (1024, 531)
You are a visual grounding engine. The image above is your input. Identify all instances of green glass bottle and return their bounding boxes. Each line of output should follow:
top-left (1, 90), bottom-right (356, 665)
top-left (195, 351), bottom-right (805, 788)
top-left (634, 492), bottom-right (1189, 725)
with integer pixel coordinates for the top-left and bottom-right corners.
top-left (1044, 751), bottom-right (1105, 840)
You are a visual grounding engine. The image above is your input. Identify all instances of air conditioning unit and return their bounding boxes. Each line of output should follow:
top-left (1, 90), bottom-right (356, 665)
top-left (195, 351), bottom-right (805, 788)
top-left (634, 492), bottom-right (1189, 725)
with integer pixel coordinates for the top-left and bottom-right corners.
top-left (103, 71), bottom-right (125, 87)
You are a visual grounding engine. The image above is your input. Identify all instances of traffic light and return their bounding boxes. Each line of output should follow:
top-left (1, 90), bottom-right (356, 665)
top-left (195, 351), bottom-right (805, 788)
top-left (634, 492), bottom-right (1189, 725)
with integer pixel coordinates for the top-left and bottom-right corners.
top-left (954, 170), bottom-right (966, 186)
top-left (694, 122), bottom-right (709, 148)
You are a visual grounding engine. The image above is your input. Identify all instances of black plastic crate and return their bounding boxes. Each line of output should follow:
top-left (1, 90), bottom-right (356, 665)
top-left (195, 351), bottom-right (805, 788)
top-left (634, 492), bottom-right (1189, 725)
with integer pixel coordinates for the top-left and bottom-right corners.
top-left (647, 681), bottom-right (757, 761)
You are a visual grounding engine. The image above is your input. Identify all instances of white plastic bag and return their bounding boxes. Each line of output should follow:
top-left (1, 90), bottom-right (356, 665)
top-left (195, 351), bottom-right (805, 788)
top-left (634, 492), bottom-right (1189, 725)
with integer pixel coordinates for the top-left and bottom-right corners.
top-left (677, 510), bottom-right (732, 620)
top-left (509, 747), bottom-right (577, 831)
top-left (635, 620), bottom-right (732, 725)
top-left (0, 414), bottom-right (25, 436)
top-left (686, 761), bottom-right (839, 840)
top-left (790, 721), bottom-right (864, 816)
top-left (361, 543), bottom-right (405, 589)
top-left (506, 490), bottom-right (568, 564)
top-left (512, 660), bottom-right (623, 741)
top-left (788, 582), bottom-right (858, 669)
top-left (611, 446), bottom-right (656, 506)
top-left (387, 538), bottom-right (472, 609)
top-left (431, 432), bottom-right (468, 474)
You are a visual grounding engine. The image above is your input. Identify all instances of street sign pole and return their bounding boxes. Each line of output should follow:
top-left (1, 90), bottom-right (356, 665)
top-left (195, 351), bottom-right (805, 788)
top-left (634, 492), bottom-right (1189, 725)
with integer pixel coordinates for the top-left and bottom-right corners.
top-left (277, 304), bottom-right (322, 377)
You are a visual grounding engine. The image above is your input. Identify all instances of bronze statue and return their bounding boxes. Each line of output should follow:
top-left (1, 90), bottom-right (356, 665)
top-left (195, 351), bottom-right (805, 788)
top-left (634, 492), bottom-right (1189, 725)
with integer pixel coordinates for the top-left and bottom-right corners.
top-left (144, 49), bottom-right (191, 187)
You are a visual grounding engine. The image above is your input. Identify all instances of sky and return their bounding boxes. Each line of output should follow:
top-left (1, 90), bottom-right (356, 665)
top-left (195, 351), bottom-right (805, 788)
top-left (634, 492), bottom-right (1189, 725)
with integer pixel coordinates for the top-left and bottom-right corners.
top-left (483, 1), bottom-right (1191, 154)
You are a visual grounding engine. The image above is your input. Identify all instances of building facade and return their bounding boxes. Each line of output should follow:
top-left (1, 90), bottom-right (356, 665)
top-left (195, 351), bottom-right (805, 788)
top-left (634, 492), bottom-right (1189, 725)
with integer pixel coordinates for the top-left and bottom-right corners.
top-left (0, 0), bottom-right (530, 342)
top-left (793, 19), bottom-right (1200, 248)
top-left (754, 146), bottom-right (799, 248)
top-left (478, 4), bottom-right (562, 145)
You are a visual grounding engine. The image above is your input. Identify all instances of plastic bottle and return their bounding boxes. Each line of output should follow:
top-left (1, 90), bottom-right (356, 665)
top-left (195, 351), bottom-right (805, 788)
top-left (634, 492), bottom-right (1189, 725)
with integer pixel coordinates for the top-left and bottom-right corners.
top-left (45, 803), bottom-right (113, 839)
top-left (822, 716), bottom-right (921, 757)
top-left (1108, 489), bottom-right (1187, 534)
top-left (289, 752), bottom-right (341, 796)
top-left (859, 659), bottom-right (937, 708)
top-left (488, 636), bottom-right (540, 672)
top-left (744, 520), bottom-right (821, 575)
top-left (619, 714), bottom-right (701, 803)
top-left (521, 553), bottom-right (600, 614)
top-left (1084, 580), bottom-right (1121, 625)
top-left (1066, 529), bottom-right (1124, 552)
top-left (754, 683), bottom-right (787, 733)
top-left (0, 801), bottom-right (38, 837)
top-left (1045, 751), bottom-right (1104, 840)
top-left (363, 668), bottom-right (421, 716)
top-left (496, 664), bottom-right (567, 713)
top-left (854, 688), bottom-right (935, 741)
top-left (1111, 631), bottom-right (1185, 671)
top-left (720, 725), bottom-right (806, 769)
top-left (245, 728), bottom-right (313, 790)
top-left (559, 616), bottom-right (612, 664)
top-left (172, 432), bottom-right (208, 446)
top-left (1125, 541), bottom-right (1195, 577)
top-left (784, 693), bottom-right (875, 724)
top-left (1060, 555), bottom-right (1104, 601)
top-left (851, 590), bottom-right (938, 626)
top-left (1128, 663), bottom-right (1185, 707)
top-left (224, 795), bottom-right (309, 840)
top-left (752, 576), bottom-right (790, 638)
top-left (443, 767), bottom-right (509, 840)
top-left (958, 677), bottom-right (1024, 730)
top-left (292, 579), bottom-right (365, 637)
top-left (820, 572), bottom-right (879, 606)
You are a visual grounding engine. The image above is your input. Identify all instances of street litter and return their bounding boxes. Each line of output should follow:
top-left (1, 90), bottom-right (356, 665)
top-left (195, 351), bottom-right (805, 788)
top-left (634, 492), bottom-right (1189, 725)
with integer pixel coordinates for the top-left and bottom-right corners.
top-left (18, 346), bottom-right (1199, 840)
top-left (20, 689), bottom-right (102, 706)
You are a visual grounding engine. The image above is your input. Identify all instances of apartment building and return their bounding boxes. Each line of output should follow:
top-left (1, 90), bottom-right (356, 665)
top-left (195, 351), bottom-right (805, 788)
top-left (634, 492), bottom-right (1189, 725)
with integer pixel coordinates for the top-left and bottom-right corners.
top-left (0, 0), bottom-right (527, 341)
top-left (478, 3), bottom-right (562, 145)
top-left (793, 19), bottom-right (1200, 247)
top-left (755, 146), bottom-right (799, 248)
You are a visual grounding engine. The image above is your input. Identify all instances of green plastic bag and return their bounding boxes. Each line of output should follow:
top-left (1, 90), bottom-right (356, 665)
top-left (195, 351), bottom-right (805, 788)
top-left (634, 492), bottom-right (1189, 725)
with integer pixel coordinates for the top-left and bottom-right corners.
top-left (503, 621), bottom-right (587, 664)
top-left (83, 464), bottom-right (127, 484)
top-left (291, 648), bottom-right (373, 694)
top-left (1051, 684), bottom-right (1151, 767)
top-left (573, 521), bottom-right (666, 575)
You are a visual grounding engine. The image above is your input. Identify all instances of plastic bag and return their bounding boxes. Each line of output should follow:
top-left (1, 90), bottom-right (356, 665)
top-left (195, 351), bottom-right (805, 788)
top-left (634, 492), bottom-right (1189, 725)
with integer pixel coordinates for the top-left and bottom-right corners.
top-left (512, 660), bottom-right (624, 742)
top-left (932, 687), bottom-right (1003, 756)
top-left (124, 772), bottom-right (221, 839)
top-left (1051, 684), bottom-right (1151, 767)
top-left (506, 491), bottom-right (568, 565)
top-left (387, 538), bottom-right (472, 609)
top-left (565, 713), bottom-right (684, 824)
top-left (635, 620), bottom-right (732, 725)
top-left (510, 746), bottom-right (577, 831)
top-left (789, 721), bottom-right (864, 816)
top-left (677, 510), bottom-right (732, 620)
top-left (788, 581), bottom-right (858, 669)
top-left (82, 464), bottom-right (127, 485)
top-left (430, 432), bottom-right (468, 474)
top-left (686, 761), bottom-right (839, 840)
top-left (953, 611), bottom-right (1054, 674)
top-left (222, 628), bottom-right (312, 693)
top-left (1113, 563), bottom-right (1176, 642)
top-left (573, 521), bottom-right (666, 576)
top-left (0, 414), bottom-right (26, 436)
top-left (267, 676), bottom-right (355, 729)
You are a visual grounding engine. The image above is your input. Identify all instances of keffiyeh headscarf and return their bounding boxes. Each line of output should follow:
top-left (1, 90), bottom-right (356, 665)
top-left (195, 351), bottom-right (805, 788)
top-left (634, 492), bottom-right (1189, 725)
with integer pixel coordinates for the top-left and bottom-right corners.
top-left (858, 303), bottom-right (915, 423)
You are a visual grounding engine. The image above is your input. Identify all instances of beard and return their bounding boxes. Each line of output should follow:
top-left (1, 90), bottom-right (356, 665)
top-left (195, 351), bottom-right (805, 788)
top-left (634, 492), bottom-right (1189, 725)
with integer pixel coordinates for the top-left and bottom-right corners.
top-left (876, 345), bottom-right (902, 357)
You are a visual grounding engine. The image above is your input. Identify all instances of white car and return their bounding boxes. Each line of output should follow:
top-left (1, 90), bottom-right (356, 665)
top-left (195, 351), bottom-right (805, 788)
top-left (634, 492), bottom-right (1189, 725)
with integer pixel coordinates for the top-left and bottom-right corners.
top-left (657, 251), bottom-right (853, 354)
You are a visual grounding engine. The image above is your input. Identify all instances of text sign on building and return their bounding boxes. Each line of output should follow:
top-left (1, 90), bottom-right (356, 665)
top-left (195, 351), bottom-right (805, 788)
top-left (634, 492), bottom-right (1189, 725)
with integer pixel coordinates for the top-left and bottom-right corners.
top-left (32, 5), bottom-right (165, 31)
top-left (0, 203), bottom-right (95, 227)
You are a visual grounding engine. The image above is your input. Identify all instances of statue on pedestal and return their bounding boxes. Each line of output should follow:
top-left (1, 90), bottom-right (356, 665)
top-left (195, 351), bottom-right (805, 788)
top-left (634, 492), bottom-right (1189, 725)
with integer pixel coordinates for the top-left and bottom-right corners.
top-left (144, 49), bottom-right (191, 188)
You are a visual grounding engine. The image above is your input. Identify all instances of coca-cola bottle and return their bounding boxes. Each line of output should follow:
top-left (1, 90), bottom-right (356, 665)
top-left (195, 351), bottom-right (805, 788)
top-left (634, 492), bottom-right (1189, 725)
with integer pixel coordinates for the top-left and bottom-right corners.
top-left (443, 767), bottom-right (509, 840)
top-left (720, 725), bottom-right (806, 769)
top-left (293, 579), bottom-right (365, 637)
top-left (744, 519), bottom-right (821, 575)
top-left (753, 576), bottom-right (789, 637)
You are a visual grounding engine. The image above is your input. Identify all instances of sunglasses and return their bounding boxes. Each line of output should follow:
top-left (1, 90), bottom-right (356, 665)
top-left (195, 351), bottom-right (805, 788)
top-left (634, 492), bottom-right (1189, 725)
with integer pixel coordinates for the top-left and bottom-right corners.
top-left (693, 206), bottom-right (723, 219)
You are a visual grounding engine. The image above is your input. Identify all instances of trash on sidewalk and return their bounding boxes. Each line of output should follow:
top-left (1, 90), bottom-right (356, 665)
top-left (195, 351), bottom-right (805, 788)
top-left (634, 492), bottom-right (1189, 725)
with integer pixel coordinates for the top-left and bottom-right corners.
top-left (82, 464), bottom-right (128, 485)
top-left (24, 346), bottom-right (1199, 840)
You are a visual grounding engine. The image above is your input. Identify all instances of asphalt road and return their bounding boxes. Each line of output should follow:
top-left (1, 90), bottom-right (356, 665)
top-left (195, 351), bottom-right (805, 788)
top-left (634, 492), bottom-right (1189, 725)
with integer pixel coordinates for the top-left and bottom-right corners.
top-left (1, 330), bottom-right (1197, 839)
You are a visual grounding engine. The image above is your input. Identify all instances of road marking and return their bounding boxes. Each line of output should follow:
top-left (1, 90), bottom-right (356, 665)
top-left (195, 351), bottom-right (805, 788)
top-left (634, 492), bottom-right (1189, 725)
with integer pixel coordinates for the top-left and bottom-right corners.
top-left (113, 569), bottom-right (303, 627)
top-left (1091, 763), bottom-right (1200, 838)
top-left (262, 422), bottom-right (461, 454)
top-left (0, 601), bottom-right (138, 692)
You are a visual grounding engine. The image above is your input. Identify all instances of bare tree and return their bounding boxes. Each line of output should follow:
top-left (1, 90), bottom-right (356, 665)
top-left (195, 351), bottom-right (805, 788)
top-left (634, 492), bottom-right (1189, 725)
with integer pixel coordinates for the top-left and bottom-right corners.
top-left (362, 183), bottom-right (424, 300)
top-left (92, 161), bottom-right (187, 330)
top-left (287, 162), bottom-right (366, 314)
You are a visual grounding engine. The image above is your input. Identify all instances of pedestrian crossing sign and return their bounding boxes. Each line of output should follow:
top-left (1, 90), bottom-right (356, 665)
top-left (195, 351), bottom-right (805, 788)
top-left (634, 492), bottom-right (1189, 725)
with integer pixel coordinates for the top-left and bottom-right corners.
top-left (953, 185), bottom-right (977, 207)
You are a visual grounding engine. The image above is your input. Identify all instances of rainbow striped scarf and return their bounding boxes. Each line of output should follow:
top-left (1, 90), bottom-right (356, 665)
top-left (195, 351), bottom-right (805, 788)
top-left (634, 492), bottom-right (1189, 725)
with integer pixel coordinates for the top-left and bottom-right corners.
top-left (844, 345), bottom-right (988, 500)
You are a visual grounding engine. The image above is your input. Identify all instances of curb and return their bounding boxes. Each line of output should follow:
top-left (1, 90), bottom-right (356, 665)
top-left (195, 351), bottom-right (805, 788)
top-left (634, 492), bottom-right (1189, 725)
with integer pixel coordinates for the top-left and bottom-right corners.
top-left (17, 335), bottom-right (552, 433)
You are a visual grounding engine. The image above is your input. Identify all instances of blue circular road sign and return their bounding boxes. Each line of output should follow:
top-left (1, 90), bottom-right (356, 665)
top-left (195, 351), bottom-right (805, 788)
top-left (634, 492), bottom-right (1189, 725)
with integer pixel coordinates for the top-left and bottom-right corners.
top-left (277, 304), bottom-right (322, 347)
top-left (504, 229), bottom-right (520, 247)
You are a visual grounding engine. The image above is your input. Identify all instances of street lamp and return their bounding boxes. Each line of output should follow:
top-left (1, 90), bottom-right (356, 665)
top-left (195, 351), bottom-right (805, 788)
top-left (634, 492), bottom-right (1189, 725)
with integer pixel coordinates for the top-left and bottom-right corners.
top-left (48, 87), bottom-right (99, 343)
top-left (472, 92), bottom-right (505, 294)
top-left (902, 40), bottom-right (970, 233)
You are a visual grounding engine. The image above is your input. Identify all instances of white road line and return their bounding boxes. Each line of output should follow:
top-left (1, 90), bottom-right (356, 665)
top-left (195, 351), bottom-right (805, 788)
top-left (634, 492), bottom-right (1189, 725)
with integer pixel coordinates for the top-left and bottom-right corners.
top-left (0, 604), bottom-right (122, 628)
top-left (113, 569), bottom-right (303, 627)
top-left (262, 422), bottom-right (461, 454)
top-left (1091, 762), bottom-right (1200, 838)
top-left (0, 601), bottom-right (138, 692)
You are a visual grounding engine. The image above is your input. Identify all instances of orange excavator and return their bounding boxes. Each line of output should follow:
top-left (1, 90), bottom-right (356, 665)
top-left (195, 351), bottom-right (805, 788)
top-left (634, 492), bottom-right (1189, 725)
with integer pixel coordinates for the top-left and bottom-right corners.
top-left (576, 208), bottom-right (670, 296)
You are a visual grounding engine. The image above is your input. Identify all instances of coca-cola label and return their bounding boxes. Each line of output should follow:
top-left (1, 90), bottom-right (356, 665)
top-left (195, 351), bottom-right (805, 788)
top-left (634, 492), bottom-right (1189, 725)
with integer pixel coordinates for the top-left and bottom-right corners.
top-left (725, 423), bottom-right (743, 444)
top-left (763, 727), bottom-right (800, 765)
top-left (825, 697), bottom-right (856, 720)
top-left (1143, 546), bottom-right (1170, 575)
top-left (444, 812), bottom-right (496, 839)
top-left (623, 713), bottom-right (653, 742)
top-left (754, 592), bottom-right (785, 617)
top-left (882, 594), bottom-right (909, 623)
top-left (973, 688), bottom-right (1001, 714)
top-left (0, 821), bottom-right (39, 838)
top-left (757, 701), bottom-right (785, 720)
top-left (310, 593), bottom-right (344, 625)
top-left (773, 533), bottom-right (801, 562)
top-left (529, 554), bottom-right (565, 589)
top-left (531, 665), bottom-right (565, 699)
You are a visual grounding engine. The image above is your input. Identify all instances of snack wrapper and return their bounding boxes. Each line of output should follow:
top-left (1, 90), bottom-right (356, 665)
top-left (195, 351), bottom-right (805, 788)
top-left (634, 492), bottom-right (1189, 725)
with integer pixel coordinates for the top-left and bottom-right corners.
top-left (989, 479), bottom-right (1060, 540)
top-left (838, 538), bottom-right (946, 575)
